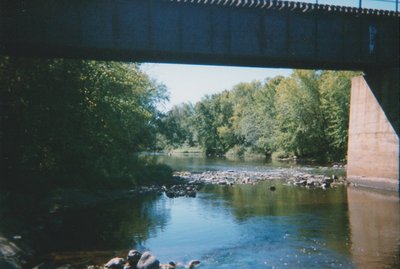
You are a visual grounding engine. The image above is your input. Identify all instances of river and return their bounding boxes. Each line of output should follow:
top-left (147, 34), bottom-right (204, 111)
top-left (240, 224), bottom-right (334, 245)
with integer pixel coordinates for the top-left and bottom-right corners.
top-left (1, 154), bottom-right (399, 268)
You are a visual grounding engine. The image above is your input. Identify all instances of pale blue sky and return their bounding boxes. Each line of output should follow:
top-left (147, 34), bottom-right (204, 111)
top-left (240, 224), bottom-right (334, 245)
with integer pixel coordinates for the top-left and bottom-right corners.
top-left (288, 0), bottom-right (397, 10)
top-left (142, 64), bottom-right (291, 110)
top-left (141, 0), bottom-right (397, 111)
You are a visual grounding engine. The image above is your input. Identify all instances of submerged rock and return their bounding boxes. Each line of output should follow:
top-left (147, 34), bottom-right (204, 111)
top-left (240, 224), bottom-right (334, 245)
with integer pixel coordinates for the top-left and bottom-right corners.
top-left (159, 260), bottom-right (200, 269)
top-left (187, 260), bottom-right (201, 268)
top-left (159, 262), bottom-right (176, 269)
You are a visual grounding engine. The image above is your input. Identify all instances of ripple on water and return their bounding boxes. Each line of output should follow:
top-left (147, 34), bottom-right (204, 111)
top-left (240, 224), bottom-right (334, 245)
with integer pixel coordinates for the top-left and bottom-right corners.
top-left (141, 188), bottom-right (355, 269)
top-left (195, 215), bottom-right (355, 268)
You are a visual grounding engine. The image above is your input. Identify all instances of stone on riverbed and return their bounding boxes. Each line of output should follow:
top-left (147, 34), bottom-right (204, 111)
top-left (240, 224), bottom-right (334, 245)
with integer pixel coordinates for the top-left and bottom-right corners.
top-left (173, 169), bottom-right (346, 190)
top-left (104, 257), bottom-right (125, 269)
top-left (162, 183), bottom-right (202, 198)
top-left (136, 251), bottom-right (160, 269)
top-left (0, 235), bottom-right (33, 269)
top-left (291, 174), bottom-right (345, 189)
top-left (295, 180), bottom-right (307, 186)
top-left (125, 249), bottom-right (142, 268)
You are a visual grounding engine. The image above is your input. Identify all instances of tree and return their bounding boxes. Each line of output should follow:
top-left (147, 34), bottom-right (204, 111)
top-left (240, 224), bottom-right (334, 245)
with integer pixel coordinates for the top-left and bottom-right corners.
top-left (274, 70), bottom-right (328, 158)
top-left (237, 77), bottom-right (283, 156)
top-left (320, 71), bottom-right (359, 160)
top-left (155, 69), bottom-right (356, 162)
top-left (0, 57), bottom-right (169, 190)
top-left (157, 103), bottom-right (196, 148)
top-left (194, 92), bottom-right (235, 155)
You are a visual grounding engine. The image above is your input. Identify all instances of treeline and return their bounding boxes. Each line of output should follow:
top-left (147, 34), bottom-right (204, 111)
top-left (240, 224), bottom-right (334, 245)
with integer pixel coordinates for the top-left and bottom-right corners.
top-left (0, 60), bottom-right (358, 191)
top-left (0, 57), bottom-right (171, 190)
top-left (157, 70), bottom-right (359, 162)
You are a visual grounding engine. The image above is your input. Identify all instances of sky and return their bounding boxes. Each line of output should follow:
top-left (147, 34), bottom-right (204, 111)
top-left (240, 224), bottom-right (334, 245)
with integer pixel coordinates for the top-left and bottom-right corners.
top-left (288, 0), bottom-right (397, 10)
top-left (141, 64), bottom-right (291, 111)
top-left (141, 0), bottom-right (397, 111)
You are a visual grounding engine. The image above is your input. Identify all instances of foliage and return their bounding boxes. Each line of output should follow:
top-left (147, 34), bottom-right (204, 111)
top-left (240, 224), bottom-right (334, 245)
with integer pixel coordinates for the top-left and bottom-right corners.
top-left (0, 57), bottom-right (358, 192)
top-left (274, 70), bottom-right (328, 158)
top-left (0, 57), bottom-right (170, 190)
top-left (156, 103), bottom-right (196, 149)
top-left (320, 71), bottom-right (356, 160)
top-left (157, 70), bottom-right (359, 162)
top-left (194, 91), bottom-right (236, 155)
top-left (237, 77), bottom-right (282, 156)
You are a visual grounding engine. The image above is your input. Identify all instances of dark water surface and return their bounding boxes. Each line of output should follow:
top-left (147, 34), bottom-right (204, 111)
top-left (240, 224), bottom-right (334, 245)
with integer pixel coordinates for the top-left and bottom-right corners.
top-left (1, 155), bottom-right (399, 268)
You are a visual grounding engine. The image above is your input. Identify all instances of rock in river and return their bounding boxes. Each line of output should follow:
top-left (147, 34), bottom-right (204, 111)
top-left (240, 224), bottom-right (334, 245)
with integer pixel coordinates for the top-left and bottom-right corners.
top-left (125, 249), bottom-right (142, 268)
top-left (136, 251), bottom-right (160, 269)
top-left (104, 257), bottom-right (125, 269)
top-left (187, 260), bottom-right (201, 268)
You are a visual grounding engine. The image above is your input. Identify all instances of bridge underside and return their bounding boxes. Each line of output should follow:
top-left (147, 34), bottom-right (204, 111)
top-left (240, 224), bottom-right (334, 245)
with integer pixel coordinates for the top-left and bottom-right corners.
top-left (0, 0), bottom-right (398, 70)
top-left (1, 0), bottom-right (399, 191)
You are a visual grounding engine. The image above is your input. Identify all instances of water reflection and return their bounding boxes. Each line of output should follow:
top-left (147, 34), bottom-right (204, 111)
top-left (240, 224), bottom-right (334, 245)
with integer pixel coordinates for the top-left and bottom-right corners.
top-left (195, 182), bottom-right (353, 268)
top-left (348, 187), bottom-right (400, 268)
top-left (143, 153), bottom-right (346, 177)
top-left (0, 193), bottom-right (169, 267)
top-left (1, 156), bottom-right (399, 268)
top-left (44, 195), bottom-right (169, 251)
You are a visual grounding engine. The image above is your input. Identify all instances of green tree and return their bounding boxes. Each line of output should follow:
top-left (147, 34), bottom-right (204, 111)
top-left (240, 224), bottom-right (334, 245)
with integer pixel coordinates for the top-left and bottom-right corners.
top-left (157, 103), bottom-right (196, 148)
top-left (155, 69), bottom-right (356, 162)
top-left (0, 57), bottom-right (169, 190)
top-left (194, 91), bottom-right (235, 155)
top-left (320, 71), bottom-right (359, 160)
top-left (237, 77), bottom-right (283, 156)
top-left (274, 70), bottom-right (327, 158)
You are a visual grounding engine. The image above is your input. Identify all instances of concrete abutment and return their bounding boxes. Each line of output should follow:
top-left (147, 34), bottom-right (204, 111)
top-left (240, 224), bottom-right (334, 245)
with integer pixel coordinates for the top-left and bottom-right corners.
top-left (347, 68), bottom-right (399, 191)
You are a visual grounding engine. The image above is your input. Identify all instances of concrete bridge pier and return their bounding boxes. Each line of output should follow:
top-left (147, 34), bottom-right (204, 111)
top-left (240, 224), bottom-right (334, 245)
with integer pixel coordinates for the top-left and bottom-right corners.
top-left (347, 68), bottom-right (399, 191)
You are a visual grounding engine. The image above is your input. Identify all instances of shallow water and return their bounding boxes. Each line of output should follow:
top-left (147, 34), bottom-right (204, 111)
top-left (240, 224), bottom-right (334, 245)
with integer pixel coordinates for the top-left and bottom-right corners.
top-left (141, 182), bottom-right (353, 268)
top-left (1, 155), bottom-right (399, 268)
top-left (147, 153), bottom-right (346, 177)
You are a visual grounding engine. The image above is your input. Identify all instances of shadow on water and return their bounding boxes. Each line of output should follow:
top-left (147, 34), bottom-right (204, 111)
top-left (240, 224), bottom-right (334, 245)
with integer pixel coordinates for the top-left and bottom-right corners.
top-left (0, 192), bottom-right (169, 267)
top-left (347, 186), bottom-right (400, 268)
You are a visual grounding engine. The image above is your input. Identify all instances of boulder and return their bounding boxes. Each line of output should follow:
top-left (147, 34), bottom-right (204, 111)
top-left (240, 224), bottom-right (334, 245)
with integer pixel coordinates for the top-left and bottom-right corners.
top-left (0, 235), bottom-right (33, 269)
top-left (296, 180), bottom-right (307, 186)
top-left (136, 252), bottom-right (159, 269)
top-left (104, 257), bottom-right (125, 269)
top-left (322, 182), bottom-right (330, 189)
top-left (126, 250), bottom-right (142, 268)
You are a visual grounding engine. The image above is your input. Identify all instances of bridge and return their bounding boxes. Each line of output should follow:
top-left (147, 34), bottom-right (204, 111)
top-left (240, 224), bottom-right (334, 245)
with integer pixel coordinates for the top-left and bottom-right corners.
top-left (1, 0), bottom-right (398, 69)
top-left (0, 0), bottom-right (399, 190)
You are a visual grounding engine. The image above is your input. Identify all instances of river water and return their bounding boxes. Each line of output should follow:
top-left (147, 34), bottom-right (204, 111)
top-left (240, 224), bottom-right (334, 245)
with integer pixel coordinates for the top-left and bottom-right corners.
top-left (1, 154), bottom-right (399, 268)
